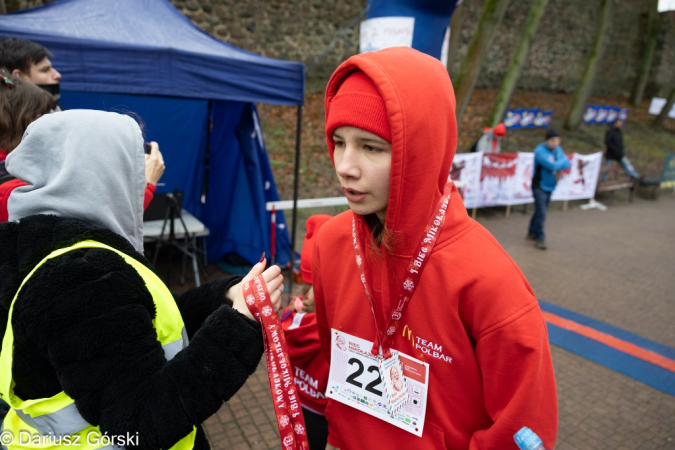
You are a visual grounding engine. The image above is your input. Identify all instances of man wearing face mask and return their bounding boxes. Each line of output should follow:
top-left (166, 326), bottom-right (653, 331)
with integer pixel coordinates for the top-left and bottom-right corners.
top-left (0, 37), bottom-right (63, 111)
top-left (0, 37), bottom-right (166, 210)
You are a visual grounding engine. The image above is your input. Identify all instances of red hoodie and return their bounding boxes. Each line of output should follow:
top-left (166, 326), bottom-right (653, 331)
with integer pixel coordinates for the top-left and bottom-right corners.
top-left (281, 302), bottom-right (329, 415)
top-left (312, 48), bottom-right (557, 449)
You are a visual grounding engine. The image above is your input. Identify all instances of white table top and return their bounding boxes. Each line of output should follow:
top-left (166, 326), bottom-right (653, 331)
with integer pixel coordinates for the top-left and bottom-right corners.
top-left (143, 210), bottom-right (209, 240)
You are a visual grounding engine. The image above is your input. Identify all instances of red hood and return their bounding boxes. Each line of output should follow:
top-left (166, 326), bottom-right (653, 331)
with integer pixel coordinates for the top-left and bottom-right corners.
top-left (324, 47), bottom-right (458, 256)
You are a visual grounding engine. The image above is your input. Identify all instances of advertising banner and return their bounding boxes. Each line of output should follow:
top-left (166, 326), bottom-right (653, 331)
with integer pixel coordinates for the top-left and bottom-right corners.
top-left (660, 153), bottom-right (675, 189)
top-left (504, 109), bottom-right (553, 129)
top-left (582, 105), bottom-right (628, 125)
top-left (451, 152), bottom-right (603, 208)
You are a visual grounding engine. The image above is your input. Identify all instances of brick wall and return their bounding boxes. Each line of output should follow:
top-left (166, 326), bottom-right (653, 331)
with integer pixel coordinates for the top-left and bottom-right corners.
top-left (8, 0), bottom-right (675, 96)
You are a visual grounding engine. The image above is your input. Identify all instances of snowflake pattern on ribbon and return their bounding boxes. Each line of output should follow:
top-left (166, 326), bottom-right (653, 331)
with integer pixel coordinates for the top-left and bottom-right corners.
top-left (387, 326), bottom-right (396, 336)
top-left (283, 434), bottom-right (295, 447)
top-left (278, 415), bottom-right (290, 427)
top-left (262, 305), bottom-right (273, 317)
top-left (243, 282), bottom-right (249, 291)
top-left (356, 255), bottom-right (362, 266)
top-left (403, 278), bottom-right (414, 292)
top-left (294, 423), bottom-right (305, 435)
top-left (246, 294), bottom-right (256, 305)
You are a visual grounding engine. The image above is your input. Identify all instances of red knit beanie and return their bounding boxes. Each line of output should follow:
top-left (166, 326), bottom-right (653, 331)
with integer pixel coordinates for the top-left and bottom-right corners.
top-left (300, 214), bottom-right (333, 284)
top-left (493, 123), bottom-right (506, 137)
top-left (325, 71), bottom-right (391, 143)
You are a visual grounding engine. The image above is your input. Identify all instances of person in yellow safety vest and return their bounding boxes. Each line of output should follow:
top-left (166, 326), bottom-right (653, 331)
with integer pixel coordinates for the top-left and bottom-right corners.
top-left (0, 110), bottom-right (283, 450)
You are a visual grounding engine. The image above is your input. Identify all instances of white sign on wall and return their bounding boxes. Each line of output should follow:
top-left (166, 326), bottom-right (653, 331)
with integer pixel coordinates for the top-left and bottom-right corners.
top-left (359, 17), bottom-right (415, 53)
top-left (658, 0), bottom-right (675, 12)
top-left (648, 97), bottom-right (675, 119)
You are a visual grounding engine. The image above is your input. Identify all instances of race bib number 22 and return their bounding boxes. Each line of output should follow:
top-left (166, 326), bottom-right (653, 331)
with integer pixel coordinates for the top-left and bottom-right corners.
top-left (326, 329), bottom-right (429, 436)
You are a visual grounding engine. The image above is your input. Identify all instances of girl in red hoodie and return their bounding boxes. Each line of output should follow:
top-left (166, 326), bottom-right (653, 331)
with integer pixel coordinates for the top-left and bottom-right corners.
top-left (312, 48), bottom-right (558, 449)
top-left (282, 214), bottom-right (332, 450)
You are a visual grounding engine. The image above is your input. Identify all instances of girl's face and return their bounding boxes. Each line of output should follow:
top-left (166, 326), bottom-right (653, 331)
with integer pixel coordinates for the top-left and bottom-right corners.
top-left (332, 126), bottom-right (392, 222)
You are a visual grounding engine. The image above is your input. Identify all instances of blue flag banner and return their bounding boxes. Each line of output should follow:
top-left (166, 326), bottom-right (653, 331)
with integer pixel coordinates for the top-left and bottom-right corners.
top-left (362, 0), bottom-right (459, 61)
top-left (582, 105), bottom-right (628, 125)
top-left (504, 109), bottom-right (553, 129)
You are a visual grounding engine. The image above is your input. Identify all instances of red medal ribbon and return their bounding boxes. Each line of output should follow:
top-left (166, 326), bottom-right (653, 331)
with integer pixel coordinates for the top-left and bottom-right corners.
top-left (352, 175), bottom-right (454, 358)
top-left (243, 277), bottom-right (310, 450)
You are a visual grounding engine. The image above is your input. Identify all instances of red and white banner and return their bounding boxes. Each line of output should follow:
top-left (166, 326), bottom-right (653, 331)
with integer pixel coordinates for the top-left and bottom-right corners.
top-left (452, 152), bottom-right (602, 208)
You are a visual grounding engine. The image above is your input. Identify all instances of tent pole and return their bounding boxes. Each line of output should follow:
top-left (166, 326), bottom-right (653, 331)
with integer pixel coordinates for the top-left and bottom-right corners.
top-left (202, 100), bottom-right (213, 204)
top-left (289, 105), bottom-right (303, 298)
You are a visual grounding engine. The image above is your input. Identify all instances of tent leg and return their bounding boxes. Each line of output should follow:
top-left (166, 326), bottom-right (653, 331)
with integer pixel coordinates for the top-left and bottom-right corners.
top-left (289, 105), bottom-right (303, 298)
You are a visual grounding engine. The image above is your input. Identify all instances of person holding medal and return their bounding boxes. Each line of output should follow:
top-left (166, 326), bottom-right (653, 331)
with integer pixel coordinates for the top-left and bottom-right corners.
top-left (0, 110), bottom-right (284, 450)
top-left (312, 47), bottom-right (558, 449)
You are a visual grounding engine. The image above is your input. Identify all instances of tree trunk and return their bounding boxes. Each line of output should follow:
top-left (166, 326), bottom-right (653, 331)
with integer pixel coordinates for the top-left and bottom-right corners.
top-left (446, 2), bottom-right (464, 79)
top-left (563, 0), bottom-right (615, 131)
top-left (454, 0), bottom-right (511, 124)
top-left (0, 0), bottom-right (6, 15)
top-left (631, 0), bottom-right (660, 107)
top-left (652, 86), bottom-right (675, 128)
top-left (487, 0), bottom-right (550, 127)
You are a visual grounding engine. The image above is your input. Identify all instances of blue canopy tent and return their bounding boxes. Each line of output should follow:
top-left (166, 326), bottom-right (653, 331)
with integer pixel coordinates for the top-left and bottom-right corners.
top-left (0, 0), bottom-right (305, 266)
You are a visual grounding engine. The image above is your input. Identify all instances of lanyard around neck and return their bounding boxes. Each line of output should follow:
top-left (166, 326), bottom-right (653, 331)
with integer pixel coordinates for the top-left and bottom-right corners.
top-left (352, 175), bottom-right (454, 358)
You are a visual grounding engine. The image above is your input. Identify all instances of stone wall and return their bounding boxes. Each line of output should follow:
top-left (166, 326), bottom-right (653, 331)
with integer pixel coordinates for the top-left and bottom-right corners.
top-left (170, 0), bottom-right (365, 81)
top-left (455, 0), bottom-right (675, 97)
top-left (7, 0), bottom-right (675, 97)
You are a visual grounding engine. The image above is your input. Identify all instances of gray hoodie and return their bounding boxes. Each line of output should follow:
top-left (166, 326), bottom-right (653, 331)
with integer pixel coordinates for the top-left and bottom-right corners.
top-left (7, 110), bottom-right (146, 252)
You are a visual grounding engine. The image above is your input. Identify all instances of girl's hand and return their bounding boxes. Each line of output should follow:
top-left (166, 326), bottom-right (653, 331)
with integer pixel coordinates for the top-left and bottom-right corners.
top-left (144, 142), bottom-right (165, 185)
top-left (227, 258), bottom-right (283, 319)
top-left (325, 444), bottom-right (340, 450)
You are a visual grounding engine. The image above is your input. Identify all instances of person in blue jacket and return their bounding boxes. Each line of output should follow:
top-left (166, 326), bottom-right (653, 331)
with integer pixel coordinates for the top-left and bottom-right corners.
top-left (527, 128), bottom-right (570, 250)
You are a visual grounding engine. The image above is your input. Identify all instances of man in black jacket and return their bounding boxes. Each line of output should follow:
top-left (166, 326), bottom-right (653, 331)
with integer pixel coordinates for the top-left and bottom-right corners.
top-left (604, 119), bottom-right (639, 180)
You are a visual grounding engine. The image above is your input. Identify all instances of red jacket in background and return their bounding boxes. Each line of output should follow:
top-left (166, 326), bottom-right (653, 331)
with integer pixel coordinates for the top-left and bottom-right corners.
top-left (313, 48), bottom-right (558, 450)
top-left (281, 302), bottom-right (329, 415)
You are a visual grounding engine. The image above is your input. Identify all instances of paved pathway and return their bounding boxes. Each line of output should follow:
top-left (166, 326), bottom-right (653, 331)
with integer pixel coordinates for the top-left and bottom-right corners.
top-left (200, 192), bottom-right (675, 449)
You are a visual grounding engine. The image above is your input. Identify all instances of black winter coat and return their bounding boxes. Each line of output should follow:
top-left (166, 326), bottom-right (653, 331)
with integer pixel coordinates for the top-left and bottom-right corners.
top-left (604, 127), bottom-right (624, 161)
top-left (0, 215), bottom-right (264, 450)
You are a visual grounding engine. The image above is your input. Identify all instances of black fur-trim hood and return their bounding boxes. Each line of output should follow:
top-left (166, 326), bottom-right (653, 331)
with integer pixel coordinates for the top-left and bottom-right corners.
top-left (0, 215), bottom-right (263, 450)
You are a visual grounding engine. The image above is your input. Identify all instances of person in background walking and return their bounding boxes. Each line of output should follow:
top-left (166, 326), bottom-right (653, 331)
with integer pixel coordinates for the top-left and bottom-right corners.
top-left (528, 128), bottom-right (570, 250)
top-left (604, 118), bottom-right (640, 180)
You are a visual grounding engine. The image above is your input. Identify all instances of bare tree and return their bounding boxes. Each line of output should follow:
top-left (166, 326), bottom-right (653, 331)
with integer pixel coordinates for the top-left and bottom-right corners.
top-left (631, 0), bottom-right (660, 107)
top-left (453, 0), bottom-right (511, 124)
top-left (487, 0), bottom-right (550, 127)
top-left (564, 0), bottom-right (615, 131)
top-left (652, 86), bottom-right (675, 128)
top-left (446, 1), bottom-right (465, 79)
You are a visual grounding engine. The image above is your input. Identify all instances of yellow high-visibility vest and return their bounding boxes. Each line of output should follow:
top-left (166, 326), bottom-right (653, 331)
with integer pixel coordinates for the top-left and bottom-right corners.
top-left (0, 240), bottom-right (196, 450)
